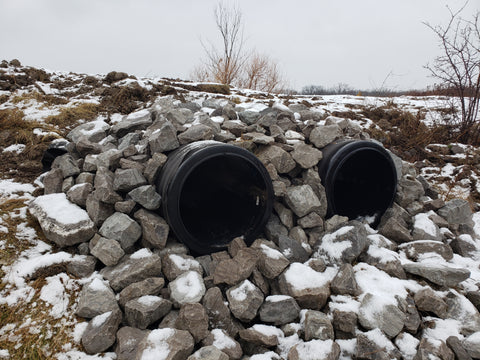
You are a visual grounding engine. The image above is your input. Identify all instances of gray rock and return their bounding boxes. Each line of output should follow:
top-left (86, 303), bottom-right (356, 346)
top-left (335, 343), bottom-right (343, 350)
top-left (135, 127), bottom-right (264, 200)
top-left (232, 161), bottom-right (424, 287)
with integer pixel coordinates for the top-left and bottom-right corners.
top-left (111, 109), bottom-right (152, 138)
top-left (96, 149), bottom-right (123, 170)
top-left (76, 278), bottom-right (119, 318)
top-left (395, 175), bottom-right (425, 208)
top-left (444, 290), bottom-right (480, 335)
top-left (202, 329), bottom-right (243, 359)
top-left (331, 263), bottom-right (361, 296)
top-left (438, 198), bottom-right (474, 226)
top-left (412, 213), bottom-right (442, 241)
top-left (66, 183), bottom-right (93, 208)
top-left (238, 325), bottom-right (282, 347)
top-left (226, 280), bottom-right (264, 322)
top-left (135, 328), bottom-right (194, 360)
top-left (278, 235), bottom-right (310, 263)
top-left (83, 154), bottom-right (98, 172)
top-left (128, 185), bottom-right (161, 210)
top-left (222, 120), bottom-right (247, 137)
top-left (358, 293), bottom-right (406, 338)
top-left (188, 346), bottom-right (229, 360)
top-left (29, 193), bottom-right (96, 247)
top-left (100, 249), bottom-right (162, 291)
top-left (259, 295), bottom-right (300, 325)
top-left (52, 154), bottom-right (80, 178)
top-left (256, 145), bottom-right (296, 174)
top-left (125, 295), bottom-right (172, 329)
top-left (404, 296), bottom-right (421, 334)
top-left (403, 263), bottom-right (470, 287)
top-left (120, 158), bottom-right (145, 172)
top-left (399, 240), bottom-right (454, 261)
top-left (414, 287), bottom-right (448, 318)
top-left (256, 243), bottom-right (290, 279)
top-left (115, 326), bottom-right (148, 360)
top-left (43, 168), bottom-right (63, 194)
top-left (176, 303), bottom-right (209, 343)
top-left (76, 136), bottom-right (102, 156)
top-left (332, 310), bottom-right (357, 338)
top-left (178, 124), bottom-right (214, 145)
top-left (378, 217), bottom-right (413, 243)
top-left (148, 121), bottom-right (180, 153)
top-left (446, 336), bottom-right (472, 360)
top-left (115, 199), bottom-right (136, 214)
top-left (304, 310), bottom-right (334, 341)
top-left (66, 255), bottom-right (97, 278)
top-left (289, 339), bottom-right (340, 360)
top-left (356, 333), bottom-right (396, 360)
top-left (213, 248), bottom-right (257, 285)
top-left (68, 120), bottom-right (109, 143)
top-left (451, 235), bottom-right (477, 257)
top-left (298, 212), bottom-right (323, 229)
top-left (222, 104), bottom-right (237, 120)
top-left (99, 212), bottom-right (142, 250)
top-left (94, 166), bottom-right (123, 204)
top-left (309, 124), bottom-right (343, 149)
top-left (118, 132), bottom-right (140, 152)
top-left (81, 309), bottom-right (122, 355)
top-left (264, 213), bottom-right (289, 243)
top-left (167, 108), bottom-right (193, 125)
top-left (239, 110), bottom-right (261, 125)
top-left (302, 169), bottom-right (328, 218)
top-left (90, 236), bottom-right (125, 266)
top-left (143, 152), bottom-right (168, 184)
top-left (162, 253), bottom-right (203, 281)
top-left (463, 333), bottom-right (480, 359)
top-left (113, 168), bottom-right (147, 192)
top-left (169, 271), bottom-right (206, 306)
top-left (158, 310), bottom-right (180, 329)
top-left (415, 338), bottom-right (454, 360)
top-left (134, 209), bottom-right (169, 249)
top-left (202, 287), bottom-right (239, 337)
top-left (86, 192), bottom-right (115, 227)
top-left (273, 202), bottom-right (294, 229)
top-left (242, 132), bottom-right (275, 145)
top-left (62, 176), bottom-right (75, 193)
top-left (285, 185), bottom-right (322, 217)
top-left (291, 143), bottom-right (323, 169)
top-left (324, 215), bottom-right (349, 233)
top-left (119, 277), bottom-right (165, 308)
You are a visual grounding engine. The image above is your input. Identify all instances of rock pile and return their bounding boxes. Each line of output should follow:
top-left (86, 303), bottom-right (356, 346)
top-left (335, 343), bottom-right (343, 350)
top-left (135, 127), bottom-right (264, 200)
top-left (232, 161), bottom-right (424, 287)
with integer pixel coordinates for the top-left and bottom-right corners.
top-left (29, 96), bottom-right (480, 359)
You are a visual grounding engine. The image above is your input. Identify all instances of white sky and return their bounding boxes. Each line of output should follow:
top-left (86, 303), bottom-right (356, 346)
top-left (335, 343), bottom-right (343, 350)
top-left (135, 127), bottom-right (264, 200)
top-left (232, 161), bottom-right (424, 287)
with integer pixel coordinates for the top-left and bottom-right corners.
top-left (1, 0), bottom-right (478, 91)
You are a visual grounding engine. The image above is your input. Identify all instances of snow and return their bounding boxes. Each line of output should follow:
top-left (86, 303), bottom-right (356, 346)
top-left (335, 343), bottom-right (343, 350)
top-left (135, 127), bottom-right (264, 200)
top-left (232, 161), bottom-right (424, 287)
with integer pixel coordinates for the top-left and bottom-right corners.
top-left (265, 295), bottom-right (291, 302)
top-left (56, 351), bottom-right (116, 360)
top-left (211, 329), bottom-right (236, 350)
top-left (337, 339), bottom-right (356, 360)
top-left (87, 278), bottom-right (109, 292)
top-left (260, 244), bottom-right (284, 259)
top-left (169, 254), bottom-right (199, 270)
top-left (72, 322), bottom-right (88, 344)
top-left (139, 328), bottom-right (174, 360)
top-left (137, 295), bottom-right (162, 307)
top-left (249, 352), bottom-right (281, 360)
top-left (363, 328), bottom-right (395, 351)
top-left (39, 273), bottom-right (71, 319)
top-left (422, 317), bottom-right (464, 343)
top-left (230, 280), bottom-right (257, 301)
top-left (3, 144), bottom-right (25, 154)
top-left (91, 311), bottom-right (112, 328)
top-left (251, 324), bottom-right (284, 338)
top-left (284, 263), bottom-right (337, 291)
top-left (317, 226), bottom-right (355, 261)
top-left (30, 193), bottom-right (91, 225)
top-left (130, 248), bottom-right (153, 259)
top-left (413, 212), bottom-right (438, 237)
top-left (0, 179), bottom-right (35, 196)
top-left (329, 295), bottom-right (361, 313)
top-left (174, 271), bottom-right (205, 301)
top-left (0, 350), bottom-right (9, 359)
top-left (291, 339), bottom-right (336, 359)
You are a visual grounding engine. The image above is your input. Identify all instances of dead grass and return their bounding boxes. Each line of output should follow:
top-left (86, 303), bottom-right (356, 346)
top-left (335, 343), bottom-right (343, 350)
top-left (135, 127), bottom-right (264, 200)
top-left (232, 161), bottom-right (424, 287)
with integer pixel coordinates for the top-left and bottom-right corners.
top-left (11, 91), bottom-right (69, 107)
top-left (45, 102), bottom-right (100, 131)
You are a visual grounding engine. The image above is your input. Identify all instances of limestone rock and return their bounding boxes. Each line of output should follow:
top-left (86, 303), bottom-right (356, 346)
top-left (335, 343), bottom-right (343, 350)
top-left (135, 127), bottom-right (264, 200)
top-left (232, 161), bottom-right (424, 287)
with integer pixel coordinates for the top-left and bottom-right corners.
top-left (304, 310), bottom-right (334, 341)
top-left (82, 309), bottom-right (123, 355)
top-left (125, 295), bottom-right (172, 329)
top-left (119, 277), bottom-right (165, 308)
top-left (169, 270), bottom-right (206, 307)
top-left (403, 263), bottom-right (470, 287)
top-left (128, 185), bottom-right (162, 210)
top-left (285, 185), bottom-right (322, 217)
top-left (90, 236), bottom-right (125, 266)
top-left (115, 326), bottom-right (148, 360)
top-left (259, 295), bottom-right (300, 325)
top-left (175, 303), bottom-right (209, 343)
top-left (134, 209), bottom-right (169, 249)
top-left (76, 278), bottom-right (120, 318)
top-left (135, 328), bottom-right (195, 360)
top-left (226, 280), bottom-right (264, 322)
top-left (99, 212), bottom-right (142, 250)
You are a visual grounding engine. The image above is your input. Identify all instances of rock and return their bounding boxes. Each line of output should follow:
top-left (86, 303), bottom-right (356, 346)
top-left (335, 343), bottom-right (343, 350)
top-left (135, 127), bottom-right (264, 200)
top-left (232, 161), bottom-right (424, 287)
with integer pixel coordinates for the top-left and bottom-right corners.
top-left (94, 166), bottom-right (123, 204)
top-left (332, 310), bottom-right (357, 338)
top-left (331, 263), bottom-right (361, 296)
top-left (66, 255), bottom-right (97, 278)
top-left (52, 154), bottom-right (80, 178)
top-left (256, 243), bottom-right (290, 279)
top-left (66, 183), bottom-right (93, 208)
top-left (259, 295), bottom-right (300, 325)
top-left (316, 222), bottom-right (368, 265)
top-left (100, 249), bottom-right (162, 291)
top-left (414, 287), bottom-right (448, 318)
top-left (395, 174), bottom-right (425, 208)
top-left (90, 236), bottom-right (125, 266)
top-left (169, 270), bottom-right (206, 306)
top-left (463, 333), bottom-right (480, 358)
top-left (288, 339), bottom-right (340, 360)
top-left (358, 293), bottom-right (406, 338)
top-left (76, 136), bottom-right (102, 156)
top-left (119, 277), bottom-right (165, 308)
top-left (399, 240), bottom-right (454, 261)
top-left (143, 152), bottom-right (168, 184)
top-left (99, 212), bottom-right (142, 250)
top-left (81, 309), bottom-right (122, 355)
top-left (111, 109), bottom-right (152, 138)
top-left (264, 214), bottom-right (289, 243)
top-left (273, 202), bottom-right (294, 229)
top-left (256, 145), bottom-right (296, 174)
top-left (76, 278), bottom-right (119, 318)
top-left (128, 185), bottom-right (161, 210)
top-left (202, 287), bottom-right (239, 337)
top-left (116, 326), bottom-right (148, 360)
top-left (113, 168), bottom-right (147, 192)
top-left (203, 329), bottom-right (243, 360)
top-left (239, 111), bottom-right (261, 125)
top-left (403, 263), bottom-right (470, 287)
top-left (29, 193), bottom-right (96, 247)
top-left (125, 295), bottom-right (172, 329)
top-left (162, 253), bottom-right (203, 281)
top-left (278, 235), bottom-right (310, 263)
top-left (451, 235), bottom-right (477, 257)
top-left (415, 338), bottom-right (454, 360)
top-left (356, 332), bottom-right (399, 360)
top-left (148, 121), bottom-right (180, 153)
top-left (446, 336), bottom-right (472, 360)
top-left (226, 280), bottom-right (264, 322)
top-left (135, 328), bottom-right (195, 360)
top-left (238, 325), bottom-right (283, 347)
top-left (176, 303), bottom-right (209, 343)
top-left (298, 212), bottom-right (323, 229)
top-left (304, 310), bottom-right (334, 341)
top-left (309, 124), bottom-right (343, 149)
top-left (285, 185), bottom-right (322, 217)
top-left (97, 149), bottom-right (123, 170)
top-left (278, 262), bottom-right (331, 310)
top-left (412, 212), bottom-right (442, 241)
top-left (43, 168), bottom-right (63, 194)
top-left (68, 120), bottom-right (109, 143)
top-left (438, 198), bottom-right (474, 226)
top-left (291, 143), bottom-right (323, 169)
top-left (378, 217), bottom-right (413, 243)
top-left (187, 346), bottom-right (229, 360)
top-left (178, 124), bottom-right (214, 145)
top-left (222, 120), bottom-right (247, 137)
top-left (213, 248), bottom-right (257, 285)
top-left (115, 199), bottom-right (136, 214)
top-left (83, 154), bottom-right (98, 172)
top-left (242, 132), bottom-right (275, 145)
top-left (133, 209), bottom-right (169, 249)
top-left (86, 192), bottom-right (115, 227)
top-left (444, 290), bottom-right (480, 335)
top-left (404, 296), bottom-right (422, 334)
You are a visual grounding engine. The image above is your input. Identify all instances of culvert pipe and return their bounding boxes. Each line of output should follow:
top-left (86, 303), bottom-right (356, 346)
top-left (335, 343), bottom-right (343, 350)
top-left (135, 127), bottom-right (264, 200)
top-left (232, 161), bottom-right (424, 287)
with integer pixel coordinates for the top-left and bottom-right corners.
top-left (156, 140), bottom-right (274, 255)
top-left (318, 139), bottom-right (397, 226)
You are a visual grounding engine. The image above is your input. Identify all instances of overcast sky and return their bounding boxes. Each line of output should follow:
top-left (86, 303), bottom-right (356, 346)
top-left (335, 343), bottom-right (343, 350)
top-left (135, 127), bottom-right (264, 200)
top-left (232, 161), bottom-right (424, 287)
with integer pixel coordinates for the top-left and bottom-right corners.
top-left (1, 0), bottom-right (478, 91)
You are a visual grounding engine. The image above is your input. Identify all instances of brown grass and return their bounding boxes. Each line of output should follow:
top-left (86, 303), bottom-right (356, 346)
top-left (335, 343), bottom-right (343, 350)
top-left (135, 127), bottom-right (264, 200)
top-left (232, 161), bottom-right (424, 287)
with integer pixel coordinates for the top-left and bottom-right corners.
top-left (45, 102), bottom-right (100, 131)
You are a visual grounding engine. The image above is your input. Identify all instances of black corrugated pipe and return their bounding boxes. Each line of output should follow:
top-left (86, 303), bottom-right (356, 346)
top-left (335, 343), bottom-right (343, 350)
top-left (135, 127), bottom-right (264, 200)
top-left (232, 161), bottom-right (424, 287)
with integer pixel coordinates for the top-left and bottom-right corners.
top-left (318, 139), bottom-right (397, 226)
top-left (156, 140), bottom-right (274, 255)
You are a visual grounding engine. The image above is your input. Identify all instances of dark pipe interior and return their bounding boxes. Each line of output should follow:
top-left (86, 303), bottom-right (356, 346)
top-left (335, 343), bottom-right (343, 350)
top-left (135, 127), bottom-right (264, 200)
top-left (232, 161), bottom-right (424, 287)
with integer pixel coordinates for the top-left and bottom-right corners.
top-left (332, 149), bottom-right (396, 221)
top-left (179, 154), bottom-right (268, 246)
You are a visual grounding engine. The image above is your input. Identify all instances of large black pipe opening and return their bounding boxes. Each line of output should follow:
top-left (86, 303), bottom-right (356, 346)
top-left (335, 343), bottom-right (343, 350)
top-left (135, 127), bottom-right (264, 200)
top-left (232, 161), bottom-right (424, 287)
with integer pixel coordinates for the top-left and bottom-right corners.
top-left (157, 141), bottom-right (273, 255)
top-left (318, 140), bottom-right (397, 226)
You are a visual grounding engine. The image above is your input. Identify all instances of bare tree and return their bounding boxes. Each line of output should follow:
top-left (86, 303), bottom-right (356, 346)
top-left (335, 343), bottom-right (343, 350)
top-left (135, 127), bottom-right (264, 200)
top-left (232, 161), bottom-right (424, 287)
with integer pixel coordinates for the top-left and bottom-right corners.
top-left (193, 2), bottom-right (286, 93)
top-left (424, 3), bottom-right (480, 143)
